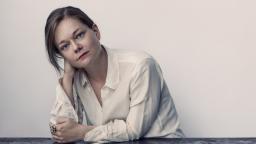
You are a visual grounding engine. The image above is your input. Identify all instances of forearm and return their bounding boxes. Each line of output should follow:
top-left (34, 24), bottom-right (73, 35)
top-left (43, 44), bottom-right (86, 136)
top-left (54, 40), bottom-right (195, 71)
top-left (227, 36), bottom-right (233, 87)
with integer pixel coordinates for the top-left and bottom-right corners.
top-left (61, 74), bottom-right (74, 104)
top-left (78, 125), bottom-right (96, 140)
top-left (84, 119), bottom-right (134, 142)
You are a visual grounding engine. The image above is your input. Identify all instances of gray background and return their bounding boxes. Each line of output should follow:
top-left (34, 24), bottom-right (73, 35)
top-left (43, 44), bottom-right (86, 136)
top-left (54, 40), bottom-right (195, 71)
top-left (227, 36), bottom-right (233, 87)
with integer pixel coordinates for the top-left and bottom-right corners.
top-left (1, 0), bottom-right (256, 137)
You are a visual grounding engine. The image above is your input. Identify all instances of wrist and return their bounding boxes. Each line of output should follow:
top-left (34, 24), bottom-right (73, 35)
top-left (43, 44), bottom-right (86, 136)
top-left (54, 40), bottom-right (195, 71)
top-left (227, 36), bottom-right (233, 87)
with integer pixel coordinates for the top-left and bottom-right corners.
top-left (77, 124), bottom-right (95, 139)
top-left (62, 74), bottom-right (74, 87)
top-left (78, 124), bottom-right (87, 140)
top-left (63, 72), bottom-right (74, 81)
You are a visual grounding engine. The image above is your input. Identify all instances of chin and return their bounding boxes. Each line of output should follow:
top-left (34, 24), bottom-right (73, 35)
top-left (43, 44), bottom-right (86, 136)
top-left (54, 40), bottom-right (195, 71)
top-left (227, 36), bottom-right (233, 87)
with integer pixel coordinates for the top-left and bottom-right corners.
top-left (76, 59), bottom-right (91, 68)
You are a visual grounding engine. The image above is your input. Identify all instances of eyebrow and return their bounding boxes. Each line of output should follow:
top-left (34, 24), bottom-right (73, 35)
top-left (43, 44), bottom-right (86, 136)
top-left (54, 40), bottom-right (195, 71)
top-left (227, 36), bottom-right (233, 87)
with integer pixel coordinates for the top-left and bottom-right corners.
top-left (57, 28), bottom-right (80, 46)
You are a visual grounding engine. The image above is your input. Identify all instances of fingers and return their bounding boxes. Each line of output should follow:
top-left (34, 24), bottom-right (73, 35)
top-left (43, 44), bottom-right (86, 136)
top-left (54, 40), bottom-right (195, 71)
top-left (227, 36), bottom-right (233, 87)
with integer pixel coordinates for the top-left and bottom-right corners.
top-left (55, 124), bottom-right (63, 132)
top-left (56, 116), bottom-right (68, 124)
top-left (52, 131), bottom-right (66, 143)
top-left (55, 117), bottom-right (74, 133)
top-left (52, 134), bottom-right (64, 143)
top-left (52, 134), bottom-right (63, 140)
top-left (52, 132), bottom-right (72, 144)
top-left (50, 118), bottom-right (78, 143)
top-left (50, 118), bottom-right (68, 143)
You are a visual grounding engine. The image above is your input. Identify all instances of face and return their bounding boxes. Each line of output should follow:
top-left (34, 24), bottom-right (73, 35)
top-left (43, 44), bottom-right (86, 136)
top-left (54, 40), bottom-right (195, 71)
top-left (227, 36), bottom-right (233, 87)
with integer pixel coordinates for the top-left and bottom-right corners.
top-left (54, 17), bottom-right (102, 69)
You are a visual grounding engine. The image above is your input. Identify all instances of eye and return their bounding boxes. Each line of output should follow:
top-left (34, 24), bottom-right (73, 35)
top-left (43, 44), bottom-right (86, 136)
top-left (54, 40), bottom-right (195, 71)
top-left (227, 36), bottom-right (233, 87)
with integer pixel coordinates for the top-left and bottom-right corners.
top-left (75, 32), bottom-right (85, 40)
top-left (60, 43), bottom-right (70, 51)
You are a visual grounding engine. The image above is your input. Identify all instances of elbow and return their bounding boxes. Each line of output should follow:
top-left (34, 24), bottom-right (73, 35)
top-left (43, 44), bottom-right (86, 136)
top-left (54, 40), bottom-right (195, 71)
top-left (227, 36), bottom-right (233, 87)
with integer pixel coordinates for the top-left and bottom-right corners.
top-left (126, 123), bottom-right (146, 141)
top-left (173, 128), bottom-right (185, 138)
top-left (127, 130), bottom-right (141, 141)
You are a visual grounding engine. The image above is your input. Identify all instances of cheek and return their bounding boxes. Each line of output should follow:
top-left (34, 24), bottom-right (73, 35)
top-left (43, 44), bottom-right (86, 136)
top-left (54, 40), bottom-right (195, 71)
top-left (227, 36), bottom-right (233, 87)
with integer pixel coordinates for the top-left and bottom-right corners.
top-left (87, 34), bottom-right (100, 47)
top-left (61, 52), bottom-right (69, 59)
top-left (61, 52), bottom-right (75, 63)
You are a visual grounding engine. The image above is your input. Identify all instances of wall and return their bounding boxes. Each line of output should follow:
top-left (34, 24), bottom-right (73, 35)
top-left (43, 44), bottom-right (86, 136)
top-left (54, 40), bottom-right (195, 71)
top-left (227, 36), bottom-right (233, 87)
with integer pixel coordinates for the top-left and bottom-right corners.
top-left (0, 0), bottom-right (256, 137)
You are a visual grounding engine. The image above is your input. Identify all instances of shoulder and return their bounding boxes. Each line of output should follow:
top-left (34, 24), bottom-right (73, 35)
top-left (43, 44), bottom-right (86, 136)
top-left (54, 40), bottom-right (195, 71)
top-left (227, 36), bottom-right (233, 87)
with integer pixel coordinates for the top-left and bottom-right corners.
top-left (112, 49), bottom-right (161, 75)
top-left (109, 48), bottom-right (156, 65)
top-left (106, 47), bottom-right (162, 78)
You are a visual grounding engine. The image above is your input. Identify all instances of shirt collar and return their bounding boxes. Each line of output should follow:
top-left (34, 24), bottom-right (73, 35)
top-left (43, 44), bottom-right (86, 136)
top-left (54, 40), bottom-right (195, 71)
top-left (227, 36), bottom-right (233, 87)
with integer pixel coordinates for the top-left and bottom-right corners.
top-left (79, 46), bottom-right (120, 90)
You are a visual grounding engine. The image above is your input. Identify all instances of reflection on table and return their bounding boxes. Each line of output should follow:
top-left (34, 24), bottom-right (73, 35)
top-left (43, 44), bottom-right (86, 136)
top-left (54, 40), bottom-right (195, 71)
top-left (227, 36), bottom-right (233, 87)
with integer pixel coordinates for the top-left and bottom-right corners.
top-left (0, 138), bottom-right (256, 144)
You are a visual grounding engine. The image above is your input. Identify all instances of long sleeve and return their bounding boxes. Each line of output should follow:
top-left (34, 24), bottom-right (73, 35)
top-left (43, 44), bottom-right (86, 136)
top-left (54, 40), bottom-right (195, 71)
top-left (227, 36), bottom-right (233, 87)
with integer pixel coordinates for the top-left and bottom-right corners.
top-left (83, 58), bottom-right (182, 143)
top-left (50, 79), bottom-right (79, 124)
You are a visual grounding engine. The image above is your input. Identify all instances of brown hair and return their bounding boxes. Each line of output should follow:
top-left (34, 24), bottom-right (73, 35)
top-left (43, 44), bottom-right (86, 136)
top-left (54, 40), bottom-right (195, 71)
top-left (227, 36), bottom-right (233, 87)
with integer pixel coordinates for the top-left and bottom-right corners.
top-left (44, 6), bottom-right (94, 73)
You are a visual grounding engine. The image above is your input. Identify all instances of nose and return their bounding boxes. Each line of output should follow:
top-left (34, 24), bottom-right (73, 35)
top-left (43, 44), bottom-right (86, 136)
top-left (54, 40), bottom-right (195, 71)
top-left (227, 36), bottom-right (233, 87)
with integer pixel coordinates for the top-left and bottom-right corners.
top-left (71, 40), bottom-right (82, 53)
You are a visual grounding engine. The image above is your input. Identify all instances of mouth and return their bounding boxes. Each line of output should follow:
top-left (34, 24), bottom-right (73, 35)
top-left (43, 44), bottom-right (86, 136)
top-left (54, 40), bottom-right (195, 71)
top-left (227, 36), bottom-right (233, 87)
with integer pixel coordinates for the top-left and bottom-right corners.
top-left (77, 51), bottom-right (89, 61)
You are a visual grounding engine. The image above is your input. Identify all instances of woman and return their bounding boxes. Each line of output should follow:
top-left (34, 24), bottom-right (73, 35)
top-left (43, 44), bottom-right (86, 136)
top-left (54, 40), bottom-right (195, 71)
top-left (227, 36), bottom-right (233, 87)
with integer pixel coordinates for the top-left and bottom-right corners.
top-left (45, 6), bottom-right (184, 143)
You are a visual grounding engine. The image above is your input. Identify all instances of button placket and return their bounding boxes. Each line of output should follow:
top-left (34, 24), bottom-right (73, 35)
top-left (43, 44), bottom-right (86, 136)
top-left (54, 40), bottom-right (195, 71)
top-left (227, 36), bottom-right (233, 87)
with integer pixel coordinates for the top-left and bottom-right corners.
top-left (87, 81), bottom-right (103, 121)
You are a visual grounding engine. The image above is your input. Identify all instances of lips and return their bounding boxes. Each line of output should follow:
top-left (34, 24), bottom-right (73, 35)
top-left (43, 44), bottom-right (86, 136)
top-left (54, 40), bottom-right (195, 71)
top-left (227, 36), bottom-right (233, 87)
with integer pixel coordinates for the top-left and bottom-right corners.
top-left (78, 51), bottom-right (89, 61)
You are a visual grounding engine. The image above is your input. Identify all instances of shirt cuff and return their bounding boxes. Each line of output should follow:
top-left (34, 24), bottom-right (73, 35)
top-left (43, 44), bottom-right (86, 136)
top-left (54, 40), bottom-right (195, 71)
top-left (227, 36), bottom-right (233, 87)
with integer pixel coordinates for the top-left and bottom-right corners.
top-left (84, 120), bottom-right (129, 142)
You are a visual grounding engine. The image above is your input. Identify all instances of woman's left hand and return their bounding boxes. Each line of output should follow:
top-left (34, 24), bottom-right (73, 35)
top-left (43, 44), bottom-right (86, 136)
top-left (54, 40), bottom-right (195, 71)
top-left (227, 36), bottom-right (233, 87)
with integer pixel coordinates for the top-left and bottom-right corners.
top-left (52, 117), bottom-right (88, 143)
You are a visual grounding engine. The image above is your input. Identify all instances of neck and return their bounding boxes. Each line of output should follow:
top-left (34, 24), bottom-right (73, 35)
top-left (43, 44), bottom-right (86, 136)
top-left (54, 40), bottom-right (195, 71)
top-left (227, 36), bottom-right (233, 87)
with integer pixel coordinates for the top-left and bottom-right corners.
top-left (84, 46), bottom-right (108, 83)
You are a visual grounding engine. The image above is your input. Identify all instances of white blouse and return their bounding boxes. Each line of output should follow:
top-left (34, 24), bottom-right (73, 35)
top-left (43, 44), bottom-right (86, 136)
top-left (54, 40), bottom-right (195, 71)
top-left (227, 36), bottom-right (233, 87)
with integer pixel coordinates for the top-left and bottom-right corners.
top-left (50, 47), bottom-right (184, 143)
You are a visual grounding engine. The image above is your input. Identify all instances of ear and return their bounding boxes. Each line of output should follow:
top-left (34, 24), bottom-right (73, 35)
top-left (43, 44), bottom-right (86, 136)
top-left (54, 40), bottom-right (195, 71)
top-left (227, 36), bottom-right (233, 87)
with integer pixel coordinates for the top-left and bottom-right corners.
top-left (92, 24), bottom-right (101, 40)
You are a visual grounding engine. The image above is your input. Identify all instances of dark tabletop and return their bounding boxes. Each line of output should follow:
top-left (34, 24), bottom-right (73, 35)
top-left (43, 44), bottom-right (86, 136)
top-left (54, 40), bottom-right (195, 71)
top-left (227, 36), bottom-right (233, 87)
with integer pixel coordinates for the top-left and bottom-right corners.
top-left (1, 138), bottom-right (256, 144)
